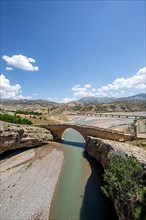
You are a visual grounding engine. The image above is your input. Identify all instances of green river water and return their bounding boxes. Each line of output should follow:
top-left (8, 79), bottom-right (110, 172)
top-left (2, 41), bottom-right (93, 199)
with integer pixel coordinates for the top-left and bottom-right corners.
top-left (50, 128), bottom-right (118, 220)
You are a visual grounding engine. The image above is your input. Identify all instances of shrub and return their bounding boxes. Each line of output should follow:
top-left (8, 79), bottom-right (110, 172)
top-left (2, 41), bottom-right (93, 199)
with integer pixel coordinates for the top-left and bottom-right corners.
top-left (101, 153), bottom-right (145, 219)
top-left (0, 113), bottom-right (32, 125)
top-left (18, 129), bottom-right (24, 136)
top-left (15, 110), bottom-right (42, 116)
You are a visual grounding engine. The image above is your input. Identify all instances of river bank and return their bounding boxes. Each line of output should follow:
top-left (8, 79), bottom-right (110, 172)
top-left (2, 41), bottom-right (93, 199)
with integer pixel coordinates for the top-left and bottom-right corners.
top-left (67, 112), bottom-right (145, 133)
top-left (67, 115), bottom-right (134, 134)
top-left (0, 143), bottom-right (63, 220)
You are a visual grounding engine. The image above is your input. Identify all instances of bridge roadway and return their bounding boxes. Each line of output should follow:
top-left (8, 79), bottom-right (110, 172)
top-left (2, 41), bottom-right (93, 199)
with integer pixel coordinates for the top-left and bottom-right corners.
top-left (76, 113), bottom-right (145, 119)
top-left (39, 123), bottom-right (134, 142)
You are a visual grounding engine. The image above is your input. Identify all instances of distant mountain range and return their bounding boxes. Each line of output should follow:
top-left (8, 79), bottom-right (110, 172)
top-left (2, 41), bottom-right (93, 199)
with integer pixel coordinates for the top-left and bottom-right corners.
top-left (78, 96), bottom-right (116, 104)
top-left (78, 93), bottom-right (146, 104)
top-left (0, 99), bottom-right (58, 106)
top-left (1, 93), bottom-right (145, 105)
top-left (118, 93), bottom-right (146, 102)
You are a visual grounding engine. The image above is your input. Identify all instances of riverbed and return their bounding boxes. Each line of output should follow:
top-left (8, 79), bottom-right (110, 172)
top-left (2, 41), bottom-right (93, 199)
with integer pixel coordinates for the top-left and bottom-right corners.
top-left (50, 128), bottom-right (118, 220)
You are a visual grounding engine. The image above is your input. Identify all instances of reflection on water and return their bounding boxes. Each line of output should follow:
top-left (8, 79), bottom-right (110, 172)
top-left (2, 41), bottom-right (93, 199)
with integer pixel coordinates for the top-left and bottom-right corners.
top-left (50, 128), bottom-right (118, 220)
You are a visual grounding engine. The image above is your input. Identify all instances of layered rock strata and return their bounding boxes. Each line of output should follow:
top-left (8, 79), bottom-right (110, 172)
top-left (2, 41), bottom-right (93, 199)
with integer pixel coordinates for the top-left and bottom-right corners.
top-left (0, 121), bottom-right (53, 155)
top-left (85, 136), bottom-right (146, 168)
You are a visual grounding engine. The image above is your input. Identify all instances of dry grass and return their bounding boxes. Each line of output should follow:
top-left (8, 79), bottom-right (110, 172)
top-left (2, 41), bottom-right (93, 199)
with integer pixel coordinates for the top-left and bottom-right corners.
top-left (128, 138), bottom-right (146, 150)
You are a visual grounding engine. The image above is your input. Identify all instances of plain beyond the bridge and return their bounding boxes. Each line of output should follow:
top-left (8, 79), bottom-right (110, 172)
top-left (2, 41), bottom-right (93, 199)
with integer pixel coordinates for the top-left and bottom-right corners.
top-left (67, 112), bottom-right (146, 137)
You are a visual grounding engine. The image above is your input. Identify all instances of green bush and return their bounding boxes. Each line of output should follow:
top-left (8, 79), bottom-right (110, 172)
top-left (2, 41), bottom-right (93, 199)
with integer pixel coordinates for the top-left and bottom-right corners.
top-left (18, 129), bottom-right (24, 136)
top-left (0, 113), bottom-right (32, 125)
top-left (101, 153), bottom-right (145, 219)
top-left (15, 110), bottom-right (42, 116)
top-left (72, 106), bottom-right (82, 111)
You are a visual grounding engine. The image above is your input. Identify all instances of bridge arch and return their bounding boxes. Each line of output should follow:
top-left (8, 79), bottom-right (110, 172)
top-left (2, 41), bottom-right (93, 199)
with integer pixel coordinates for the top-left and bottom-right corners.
top-left (61, 127), bottom-right (87, 141)
top-left (39, 124), bottom-right (88, 141)
top-left (62, 128), bottom-right (86, 147)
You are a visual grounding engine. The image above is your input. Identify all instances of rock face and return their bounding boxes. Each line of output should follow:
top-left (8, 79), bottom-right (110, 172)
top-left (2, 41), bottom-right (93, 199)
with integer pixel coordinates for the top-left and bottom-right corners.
top-left (85, 137), bottom-right (146, 220)
top-left (85, 136), bottom-right (146, 168)
top-left (0, 121), bottom-right (53, 155)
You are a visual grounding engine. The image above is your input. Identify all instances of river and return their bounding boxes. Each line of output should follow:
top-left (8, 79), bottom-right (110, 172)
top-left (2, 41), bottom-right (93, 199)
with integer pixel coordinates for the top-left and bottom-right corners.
top-left (49, 128), bottom-right (118, 220)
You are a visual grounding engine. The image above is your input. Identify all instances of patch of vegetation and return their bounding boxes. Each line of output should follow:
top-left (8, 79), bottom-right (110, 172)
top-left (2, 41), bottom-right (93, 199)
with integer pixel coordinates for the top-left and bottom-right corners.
top-left (125, 127), bottom-right (132, 134)
top-left (16, 110), bottom-right (42, 116)
top-left (134, 187), bottom-right (146, 220)
top-left (95, 105), bottom-right (107, 113)
top-left (101, 153), bottom-right (145, 220)
top-left (0, 113), bottom-right (32, 125)
top-left (81, 104), bottom-right (93, 112)
top-left (72, 106), bottom-right (82, 111)
top-left (129, 139), bottom-right (146, 150)
top-left (48, 106), bottom-right (58, 113)
top-left (18, 129), bottom-right (24, 136)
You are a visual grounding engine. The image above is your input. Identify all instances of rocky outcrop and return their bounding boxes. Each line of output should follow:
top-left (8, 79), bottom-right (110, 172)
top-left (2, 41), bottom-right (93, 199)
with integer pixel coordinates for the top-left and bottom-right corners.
top-left (0, 121), bottom-right (53, 155)
top-left (85, 137), bottom-right (146, 220)
top-left (85, 136), bottom-right (146, 168)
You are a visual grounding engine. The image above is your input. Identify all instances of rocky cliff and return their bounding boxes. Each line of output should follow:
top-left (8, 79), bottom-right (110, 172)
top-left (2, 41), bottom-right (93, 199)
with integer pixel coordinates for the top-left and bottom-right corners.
top-left (0, 121), bottom-right (53, 155)
top-left (85, 137), bottom-right (146, 220)
top-left (85, 136), bottom-right (146, 168)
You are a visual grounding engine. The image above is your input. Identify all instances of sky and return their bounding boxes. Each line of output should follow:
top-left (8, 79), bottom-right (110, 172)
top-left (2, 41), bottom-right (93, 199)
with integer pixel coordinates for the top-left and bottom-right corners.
top-left (0, 0), bottom-right (146, 103)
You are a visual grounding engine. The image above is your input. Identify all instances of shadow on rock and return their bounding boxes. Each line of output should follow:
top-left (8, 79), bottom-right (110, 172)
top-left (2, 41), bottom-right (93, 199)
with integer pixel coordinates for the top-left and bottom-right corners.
top-left (80, 151), bottom-right (118, 220)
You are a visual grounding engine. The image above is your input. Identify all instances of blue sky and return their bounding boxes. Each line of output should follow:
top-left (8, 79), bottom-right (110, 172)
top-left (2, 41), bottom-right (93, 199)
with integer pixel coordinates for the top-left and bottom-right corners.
top-left (1, 0), bottom-right (146, 102)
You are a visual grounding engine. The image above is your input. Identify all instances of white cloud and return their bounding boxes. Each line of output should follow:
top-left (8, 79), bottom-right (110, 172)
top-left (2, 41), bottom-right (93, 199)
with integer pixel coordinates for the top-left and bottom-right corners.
top-left (96, 91), bottom-right (108, 97)
top-left (47, 97), bottom-right (52, 100)
top-left (2, 54), bottom-right (39, 71)
top-left (0, 74), bottom-right (21, 99)
top-left (98, 67), bottom-right (146, 92)
top-left (6, 67), bottom-right (14, 71)
top-left (59, 97), bottom-right (77, 103)
top-left (72, 84), bottom-right (95, 97)
top-left (84, 84), bottom-right (91, 88)
top-left (14, 95), bottom-right (32, 100)
top-left (52, 97), bottom-right (76, 103)
top-left (71, 67), bottom-right (146, 98)
top-left (0, 74), bottom-right (33, 99)
top-left (33, 93), bottom-right (38, 96)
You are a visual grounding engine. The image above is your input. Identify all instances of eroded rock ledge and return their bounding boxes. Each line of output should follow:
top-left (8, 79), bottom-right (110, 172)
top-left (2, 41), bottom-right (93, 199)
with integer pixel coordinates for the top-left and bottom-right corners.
top-left (85, 136), bottom-right (146, 168)
top-left (0, 121), bottom-right (53, 155)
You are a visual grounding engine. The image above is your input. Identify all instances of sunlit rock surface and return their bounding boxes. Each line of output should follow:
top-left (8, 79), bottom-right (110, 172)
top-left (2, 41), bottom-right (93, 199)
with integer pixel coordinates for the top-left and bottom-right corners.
top-left (0, 121), bottom-right (53, 154)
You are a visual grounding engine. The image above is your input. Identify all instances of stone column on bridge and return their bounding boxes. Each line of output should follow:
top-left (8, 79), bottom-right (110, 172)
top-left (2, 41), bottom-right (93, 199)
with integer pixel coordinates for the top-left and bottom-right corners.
top-left (132, 124), bottom-right (137, 137)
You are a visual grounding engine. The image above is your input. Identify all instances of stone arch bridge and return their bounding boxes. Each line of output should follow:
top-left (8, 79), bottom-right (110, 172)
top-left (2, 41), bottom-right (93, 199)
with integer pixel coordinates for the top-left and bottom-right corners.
top-left (39, 124), bottom-right (134, 142)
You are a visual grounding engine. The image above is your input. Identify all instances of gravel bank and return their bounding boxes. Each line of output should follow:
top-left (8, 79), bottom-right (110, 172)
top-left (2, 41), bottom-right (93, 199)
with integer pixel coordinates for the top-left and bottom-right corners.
top-left (68, 115), bottom-right (134, 132)
top-left (0, 144), bottom-right (64, 220)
